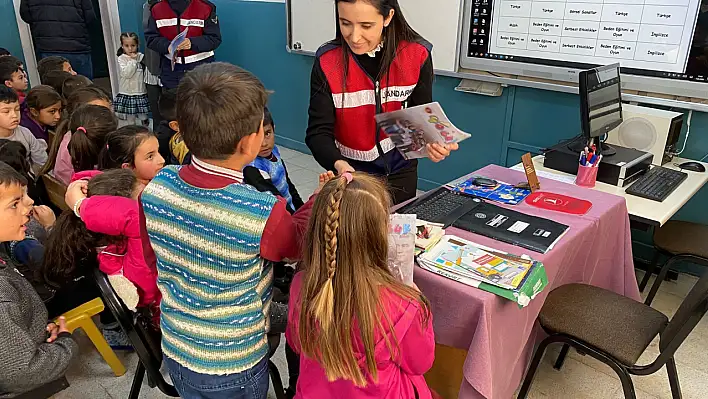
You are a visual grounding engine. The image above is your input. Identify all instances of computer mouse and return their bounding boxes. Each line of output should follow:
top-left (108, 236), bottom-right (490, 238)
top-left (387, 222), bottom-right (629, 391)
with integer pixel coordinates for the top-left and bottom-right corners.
top-left (471, 177), bottom-right (498, 187)
top-left (679, 161), bottom-right (706, 173)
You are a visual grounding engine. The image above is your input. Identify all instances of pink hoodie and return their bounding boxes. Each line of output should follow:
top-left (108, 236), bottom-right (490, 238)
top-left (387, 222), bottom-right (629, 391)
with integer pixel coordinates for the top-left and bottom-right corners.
top-left (286, 273), bottom-right (435, 399)
top-left (71, 171), bottom-right (160, 307)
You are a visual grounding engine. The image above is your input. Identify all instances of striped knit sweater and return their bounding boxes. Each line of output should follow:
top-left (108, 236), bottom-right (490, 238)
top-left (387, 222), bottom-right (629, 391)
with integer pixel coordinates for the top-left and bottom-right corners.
top-left (141, 166), bottom-right (277, 375)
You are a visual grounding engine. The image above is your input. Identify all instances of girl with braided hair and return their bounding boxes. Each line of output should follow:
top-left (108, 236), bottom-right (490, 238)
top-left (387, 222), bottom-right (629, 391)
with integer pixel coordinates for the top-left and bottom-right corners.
top-left (286, 172), bottom-right (436, 398)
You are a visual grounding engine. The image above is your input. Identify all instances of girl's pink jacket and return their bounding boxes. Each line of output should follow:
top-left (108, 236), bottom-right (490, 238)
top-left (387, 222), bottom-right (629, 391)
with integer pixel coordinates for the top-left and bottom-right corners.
top-left (71, 171), bottom-right (160, 307)
top-left (286, 272), bottom-right (435, 399)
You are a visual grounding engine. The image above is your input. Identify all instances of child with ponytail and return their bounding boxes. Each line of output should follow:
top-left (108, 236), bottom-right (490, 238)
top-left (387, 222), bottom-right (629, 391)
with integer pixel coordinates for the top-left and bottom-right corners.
top-left (99, 125), bottom-right (165, 191)
top-left (51, 104), bottom-right (117, 185)
top-left (286, 172), bottom-right (436, 399)
top-left (40, 86), bottom-right (113, 183)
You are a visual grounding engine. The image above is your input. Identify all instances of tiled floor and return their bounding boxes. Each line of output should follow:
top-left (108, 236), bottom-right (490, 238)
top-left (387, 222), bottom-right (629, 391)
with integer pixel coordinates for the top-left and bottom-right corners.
top-left (54, 148), bottom-right (708, 398)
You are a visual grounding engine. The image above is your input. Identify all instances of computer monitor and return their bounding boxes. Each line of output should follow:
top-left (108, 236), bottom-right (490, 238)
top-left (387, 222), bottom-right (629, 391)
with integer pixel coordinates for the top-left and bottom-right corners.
top-left (569, 63), bottom-right (623, 155)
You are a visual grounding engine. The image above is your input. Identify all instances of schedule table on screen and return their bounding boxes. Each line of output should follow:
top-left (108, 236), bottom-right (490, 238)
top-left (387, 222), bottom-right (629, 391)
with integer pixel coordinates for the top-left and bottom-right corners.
top-left (490, 0), bottom-right (698, 70)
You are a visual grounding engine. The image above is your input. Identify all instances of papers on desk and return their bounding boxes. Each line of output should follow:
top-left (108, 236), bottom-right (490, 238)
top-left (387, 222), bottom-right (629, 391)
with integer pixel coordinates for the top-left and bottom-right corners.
top-left (510, 164), bottom-right (577, 185)
top-left (418, 235), bottom-right (548, 307)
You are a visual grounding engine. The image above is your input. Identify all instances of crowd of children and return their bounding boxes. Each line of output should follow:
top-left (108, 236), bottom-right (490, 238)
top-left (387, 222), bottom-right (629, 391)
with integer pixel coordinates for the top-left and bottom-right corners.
top-left (0, 14), bottom-right (437, 399)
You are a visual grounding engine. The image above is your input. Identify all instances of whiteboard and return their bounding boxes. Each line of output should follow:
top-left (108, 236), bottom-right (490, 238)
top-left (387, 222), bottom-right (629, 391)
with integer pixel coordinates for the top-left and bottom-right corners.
top-left (287, 0), bottom-right (463, 73)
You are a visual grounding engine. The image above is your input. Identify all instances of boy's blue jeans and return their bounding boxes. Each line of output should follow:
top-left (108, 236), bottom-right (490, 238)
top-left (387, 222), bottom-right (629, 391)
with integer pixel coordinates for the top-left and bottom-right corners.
top-left (165, 356), bottom-right (269, 399)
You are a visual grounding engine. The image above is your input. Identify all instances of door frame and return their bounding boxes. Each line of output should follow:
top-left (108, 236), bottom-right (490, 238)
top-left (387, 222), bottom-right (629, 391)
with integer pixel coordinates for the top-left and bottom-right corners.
top-left (12, 0), bottom-right (122, 96)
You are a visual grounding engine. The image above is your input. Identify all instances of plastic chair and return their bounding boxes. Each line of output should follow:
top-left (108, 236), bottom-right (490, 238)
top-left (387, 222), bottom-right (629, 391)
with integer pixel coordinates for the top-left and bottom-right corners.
top-left (518, 268), bottom-right (708, 399)
top-left (638, 221), bottom-right (708, 306)
top-left (41, 174), bottom-right (68, 211)
top-left (58, 297), bottom-right (127, 377)
top-left (93, 269), bottom-right (178, 399)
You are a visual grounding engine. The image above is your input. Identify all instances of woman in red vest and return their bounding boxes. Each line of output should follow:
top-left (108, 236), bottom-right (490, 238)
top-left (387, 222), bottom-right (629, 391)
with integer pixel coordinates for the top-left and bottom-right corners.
top-left (305, 0), bottom-right (458, 204)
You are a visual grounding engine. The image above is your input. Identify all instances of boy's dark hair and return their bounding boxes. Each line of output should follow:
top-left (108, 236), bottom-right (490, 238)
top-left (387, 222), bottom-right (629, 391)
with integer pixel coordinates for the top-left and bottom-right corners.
top-left (42, 169), bottom-right (137, 287)
top-left (176, 62), bottom-right (268, 160)
top-left (0, 48), bottom-right (10, 57)
top-left (38, 56), bottom-right (69, 78)
top-left (158, 89), bottom-right (177, 122)
top-left (25, 85), bottom-right (63, 112)
top-left (0, 86), bottom-right (19, 104)
top-left (0, 161), bottom-right (27, 187)
top-left (99, 125), bottom-right (156, 169)
top-left (0, 140), bottom-right (31, 178)
top-left (264, 106), bottom-right (274, 128)
top-left (68, 104), bottom-right (119, 172)
top-left (61, 75), bottom-right (92, 99)
top-left (41, 70), bottom-right (73, 95)
top-left (0, 57), bottom-right (23, 83)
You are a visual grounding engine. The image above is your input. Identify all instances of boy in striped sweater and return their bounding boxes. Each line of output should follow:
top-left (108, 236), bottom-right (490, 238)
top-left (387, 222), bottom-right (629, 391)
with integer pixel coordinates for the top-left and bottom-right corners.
top-left (140, 62), bottom-right (329, 399)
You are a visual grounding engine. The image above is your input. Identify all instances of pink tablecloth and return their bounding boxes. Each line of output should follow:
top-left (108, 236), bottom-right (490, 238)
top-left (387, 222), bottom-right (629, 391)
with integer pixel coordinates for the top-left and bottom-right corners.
top-left (414, 164), bottom-right (641, 399)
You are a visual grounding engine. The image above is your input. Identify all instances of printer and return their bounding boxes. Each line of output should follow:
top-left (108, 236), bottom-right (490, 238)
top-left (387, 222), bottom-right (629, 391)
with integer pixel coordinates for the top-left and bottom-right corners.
top-left (544, 138), bottom-right (653, 187)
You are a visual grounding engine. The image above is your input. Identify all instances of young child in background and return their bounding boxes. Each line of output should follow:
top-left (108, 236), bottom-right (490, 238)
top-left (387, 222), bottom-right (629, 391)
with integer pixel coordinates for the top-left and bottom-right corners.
top-left (155, 89), bottom-right (181, 164)
top-left (141, 62), bottom-right (328, 398)
top-left (37, 56), bottom-right (77, 78)
top-left (60, 169), bottom-right (160, 318)
top-left (40, 71), bottom-right (73, 97)
top-left (98, 125), bottom-right (165, 191)
top-left (61, 75), bottom-right (92, 100)
top-left (287, 172), bottom-right (436, 399)
top-left (0, 87), bottom-right (48, 169)
top-left (0, 162), bottom-right (77, 397)
top-left (115, 33), bottom-right (150, 127)
top-left (245, 107), bottom-right (303, 214)
top-left (21, 85), bottom-right (63, 142)
top-left (0, 57), bottom-right (28, 103)
top-left (40, 86), bottom-right (113, 181)
top-left (51, 104), bottom-right (117, 185)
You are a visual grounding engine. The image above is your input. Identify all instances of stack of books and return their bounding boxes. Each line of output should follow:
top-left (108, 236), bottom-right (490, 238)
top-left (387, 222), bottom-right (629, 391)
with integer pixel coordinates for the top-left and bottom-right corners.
top-left (417, 235), bottom-right (548, 307)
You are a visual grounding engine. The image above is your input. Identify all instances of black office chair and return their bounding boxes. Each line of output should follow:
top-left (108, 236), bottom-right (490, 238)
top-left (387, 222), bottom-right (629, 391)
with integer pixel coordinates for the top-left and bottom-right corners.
top-left (638, 221), bottom-right (708, 306)
top-left (94, 269), bottom-right (287, 399)
top-left (517, 268), bottom-right (708, 399)
top-left (93, 269), bottom-right (179, 399)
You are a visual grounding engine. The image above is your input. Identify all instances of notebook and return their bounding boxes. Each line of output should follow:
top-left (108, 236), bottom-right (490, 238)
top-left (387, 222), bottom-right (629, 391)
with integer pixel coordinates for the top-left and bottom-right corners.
top-left (452, 202), bottom-right (569, 254)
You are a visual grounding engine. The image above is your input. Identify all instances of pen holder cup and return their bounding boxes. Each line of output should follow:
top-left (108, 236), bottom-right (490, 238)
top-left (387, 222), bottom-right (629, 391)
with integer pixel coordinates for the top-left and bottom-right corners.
top-left (576, 164), bottom-right (598, 188)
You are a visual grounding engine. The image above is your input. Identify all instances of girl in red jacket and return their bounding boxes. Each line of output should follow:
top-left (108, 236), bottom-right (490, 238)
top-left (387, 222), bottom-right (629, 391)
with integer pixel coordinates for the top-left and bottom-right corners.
top-left (45, 169), bottom-right (160, 319)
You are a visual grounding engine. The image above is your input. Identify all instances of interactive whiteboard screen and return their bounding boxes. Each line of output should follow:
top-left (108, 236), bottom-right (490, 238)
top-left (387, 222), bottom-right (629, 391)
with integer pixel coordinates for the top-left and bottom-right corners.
top-left (486, 0), bottom-right (699, 73)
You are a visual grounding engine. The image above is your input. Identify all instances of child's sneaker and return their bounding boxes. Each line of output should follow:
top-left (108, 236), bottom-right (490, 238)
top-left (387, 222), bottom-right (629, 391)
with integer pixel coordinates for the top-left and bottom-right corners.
top-left (102, 327), bottom-right (133, 350)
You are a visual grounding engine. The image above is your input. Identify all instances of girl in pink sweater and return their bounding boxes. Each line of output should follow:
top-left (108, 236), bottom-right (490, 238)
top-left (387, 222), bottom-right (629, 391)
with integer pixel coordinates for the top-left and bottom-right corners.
top-left (44, 169), bottom-right (159, 313)
top-left (286, 172), bottom-right (436, 399)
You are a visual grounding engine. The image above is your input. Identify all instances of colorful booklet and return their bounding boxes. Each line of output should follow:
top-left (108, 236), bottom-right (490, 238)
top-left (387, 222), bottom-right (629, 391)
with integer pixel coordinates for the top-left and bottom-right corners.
top-left (415, 220), bottom-right (445, 251)
top-left (388, 214), bottom-right (416, 286)
top-left (375, 102), bottom-right (471, 160)
top-left (451, 176), bottom-right (531, 205)
top-left (168, 28), bottom-right (189, 71)
top-left (419, 235), bottom-right (535, 290)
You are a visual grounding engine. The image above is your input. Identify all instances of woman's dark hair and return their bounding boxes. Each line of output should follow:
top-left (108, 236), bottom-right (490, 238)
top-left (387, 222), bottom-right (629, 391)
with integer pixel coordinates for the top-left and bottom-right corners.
top-left (61, 75), bottom-right (92, 99)
top-left (68, 104), bottom-right (119, 173)
top-left (39, 86), bottom-right (113, 176)
top-left (334, 0), bottom-right (424, 88)
top-left (40, 70), bottom-right (73, 96)
top-left (41, 169), bottom-right (137, 287)
top-left (25, 85), bottom-right (63, 112)
top-left (117, 32), bottom-right (140, 56)
top-left (99, 125), bottom-right (155, 169)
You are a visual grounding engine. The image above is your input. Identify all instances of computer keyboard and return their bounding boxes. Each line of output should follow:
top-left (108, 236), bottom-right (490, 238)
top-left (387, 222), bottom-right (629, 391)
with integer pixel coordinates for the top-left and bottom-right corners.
top-left (396, 187), bottom-right (480, 227)
top-left (625, 166), bottom-right (688, 202)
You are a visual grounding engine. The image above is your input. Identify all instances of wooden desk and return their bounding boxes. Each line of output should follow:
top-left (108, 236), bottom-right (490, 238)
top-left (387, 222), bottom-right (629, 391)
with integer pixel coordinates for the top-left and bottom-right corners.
top-left (517, 155), bottom-right (708, 228)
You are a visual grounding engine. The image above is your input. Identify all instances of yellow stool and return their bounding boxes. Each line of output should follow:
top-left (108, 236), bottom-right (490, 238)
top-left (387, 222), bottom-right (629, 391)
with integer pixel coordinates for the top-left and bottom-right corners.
top-left (58, 298), bottom-right (127, 377)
